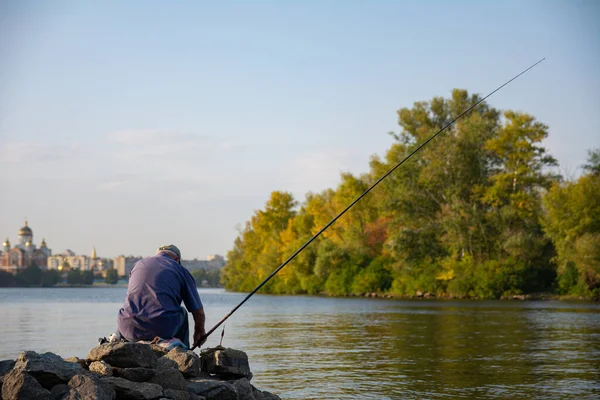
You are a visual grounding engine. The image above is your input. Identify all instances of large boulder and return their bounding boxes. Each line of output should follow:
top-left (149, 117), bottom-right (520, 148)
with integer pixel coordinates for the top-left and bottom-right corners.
top-left (149, 367), bottom-right (188, 391)
top-left (200, 347), bottom-right (251, 380)
top-left (261, 391), bottom-right (281, 400)
top-left (14, 351), bottom-right (85, 389)
top-left (64, 374), bottom-right (115, 400)
top-left (187, 378), bottom-right (237, 400)
top-left (150, 345), bottom-right (169, 358)
top-left (64, 357), bottom-right (89, 370)
top-left (113, 367), bottom-right (156, 382)
top-left (163, 348), bottom-right (201, 378)
top-left (0, 359), bottom-right (16, 389)
top-left (88, 342), bottom-right (157, 369)
top-left (102, 376), bottom-right (164, 400)
top-left (164, 388), bottom-right (206, 400)
top-left (229, 378), bottom-right (280, 400)
top-left (231, 378), bottom-right (260, 400)
top-left (89, 360), bottom-right (113, 376)
top-left (50, 383), bottom-right (69, 399)
top-left (1, 369), bottom-right (52, 400)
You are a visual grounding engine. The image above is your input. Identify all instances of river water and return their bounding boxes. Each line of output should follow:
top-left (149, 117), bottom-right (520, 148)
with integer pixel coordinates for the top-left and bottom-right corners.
top-left (0, 288), bottom-right (598, 399)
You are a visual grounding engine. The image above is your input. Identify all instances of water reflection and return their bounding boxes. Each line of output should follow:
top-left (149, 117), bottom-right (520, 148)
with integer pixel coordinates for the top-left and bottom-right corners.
top-left (0, 289), bottom-right (598, 399)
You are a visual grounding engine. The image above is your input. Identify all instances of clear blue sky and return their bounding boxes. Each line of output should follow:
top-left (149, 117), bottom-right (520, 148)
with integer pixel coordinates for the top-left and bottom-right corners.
top-left (1, 0), bottom-right (598, 259)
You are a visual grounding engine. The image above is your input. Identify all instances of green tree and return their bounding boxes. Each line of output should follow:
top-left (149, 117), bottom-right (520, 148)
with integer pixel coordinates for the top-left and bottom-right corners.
top-left (41, 269), bottom-right (62, 286)
top-left (222, 191), bottom-right (297, 292)
top-left (67, 269), bottom-right (83, 285)
top-left (82, 270), bottom-right (95, 285)
top-left (583, 148), bottom-right (600, 175)
top-left (221, 89), bottom-right (560, 299)
top-left (16, 265), bottom-right (44, 287)
top-left (542, 151), bottom-right (600, 297)
top-left (104, 268), bottom-right (119, 285)
top-left (0, 270), bottom-right (16, 287)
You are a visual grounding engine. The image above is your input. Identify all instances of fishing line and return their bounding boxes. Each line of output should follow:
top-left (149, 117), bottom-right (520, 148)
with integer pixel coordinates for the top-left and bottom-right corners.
top-left (192, 58), bottom-right (545, 350)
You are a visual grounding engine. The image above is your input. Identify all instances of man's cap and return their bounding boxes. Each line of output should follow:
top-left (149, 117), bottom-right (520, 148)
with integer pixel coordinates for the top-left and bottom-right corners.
top-left (157, 244), bottom-right (181, 260)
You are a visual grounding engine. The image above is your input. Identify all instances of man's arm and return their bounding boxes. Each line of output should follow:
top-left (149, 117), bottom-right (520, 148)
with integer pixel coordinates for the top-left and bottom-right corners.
top-left (191, 308), bottom-right (206, 347)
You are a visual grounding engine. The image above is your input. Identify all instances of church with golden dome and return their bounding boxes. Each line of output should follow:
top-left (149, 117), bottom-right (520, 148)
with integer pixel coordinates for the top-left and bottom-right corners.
top-left (0, 221), bottom-right (52, 273)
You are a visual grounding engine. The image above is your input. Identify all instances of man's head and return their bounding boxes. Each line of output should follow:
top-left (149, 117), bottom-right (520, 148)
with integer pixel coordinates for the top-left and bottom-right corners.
top-left (157, 244), bottom-right (181, 263)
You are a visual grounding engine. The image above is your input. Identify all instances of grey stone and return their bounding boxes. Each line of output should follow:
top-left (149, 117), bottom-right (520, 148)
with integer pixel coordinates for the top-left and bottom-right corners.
top-left (1, 369), bottom-right (52, 400)
top-left (200, 347), bottom-right (251, 380)
top-left (64, 357), bottom-right (89, 370)
top-left (64, 374), bottom-right (115, 400)
top-left (164, 388), bottom-right (206, 400)
top-left (0, 359), bottom-right (15, 376)
top-left (150, 345), bottom-right (169, 358)
top-left (90, 360), bottom-right (114, 376)
top-left (87, 342), bottom-right (157, 369)
top-left (149, 367), bottom-right (188, 391)
top-left (157, 357), bottom-right (179, 370)
top-left (14, 351), bottom-right (85, 389)
top-left (50, 383), bottom-right (68, 400)
top-left (260, 391), bottom-right (281, 400)
top-left (0, 359), bottom-right (16, 389)
top-left (113, 367), bottom-right (155, 382)
top-left (187, 378), bottom-right (237, 400)
top-left (231, 378), bottom-right (258, 400)
top-left (102, 376), bottom-right (163, 400)
top-left (163, 348), bottom-right (201, 378)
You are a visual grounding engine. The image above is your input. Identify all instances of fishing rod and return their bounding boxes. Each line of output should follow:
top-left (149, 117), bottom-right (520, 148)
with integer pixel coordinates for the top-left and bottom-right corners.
top-left (191, 58), bottom-right (545, 350)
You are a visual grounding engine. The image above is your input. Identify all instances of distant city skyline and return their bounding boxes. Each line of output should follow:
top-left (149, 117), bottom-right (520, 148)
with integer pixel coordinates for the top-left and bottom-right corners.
top-left (1, 1), bottom-right (598, 259)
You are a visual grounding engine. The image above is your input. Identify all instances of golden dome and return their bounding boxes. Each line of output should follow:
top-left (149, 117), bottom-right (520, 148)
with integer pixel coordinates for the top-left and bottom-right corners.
top-left (18, 221), bottom-right (33, 236)
top-left (40, 238), bottom-right (47, 247)
top-left (2, 237), bottom-right (9, 247)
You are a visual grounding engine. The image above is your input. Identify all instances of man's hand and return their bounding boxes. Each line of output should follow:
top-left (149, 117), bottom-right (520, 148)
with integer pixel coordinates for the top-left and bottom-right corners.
top-left (193, 330), bottom-right (207, 348)
top-left (191, 308), bottom-right (206, 348)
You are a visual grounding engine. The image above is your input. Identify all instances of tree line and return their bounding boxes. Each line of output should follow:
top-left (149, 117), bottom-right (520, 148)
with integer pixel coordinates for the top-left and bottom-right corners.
top-left (0, 266), bottom-right (121, 287)
top-left (221, 89), bottom-right (600, 299)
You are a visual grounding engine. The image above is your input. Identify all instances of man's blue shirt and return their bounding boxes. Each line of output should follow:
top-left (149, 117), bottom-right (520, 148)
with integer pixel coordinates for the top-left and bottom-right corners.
top-left (117, 252), bottom-right (203, 341)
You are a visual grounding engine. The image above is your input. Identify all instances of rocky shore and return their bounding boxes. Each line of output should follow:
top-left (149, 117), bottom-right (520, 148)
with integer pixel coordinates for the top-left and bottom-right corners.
top-left (0, 343), bottom-right (280, 400)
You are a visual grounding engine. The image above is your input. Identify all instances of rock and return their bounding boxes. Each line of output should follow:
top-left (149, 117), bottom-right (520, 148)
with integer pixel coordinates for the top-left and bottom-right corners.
top-left (149, 367), bottom-right (188, 391)
top-left (231, 378), bottom-right (259, 400)
top-left (415, 291), bottom-right (424, 297)
top-left (14, 351), bottom-right (85, 389)
top-left (64, 374), bottom-right (115, 400)
top-left (157, 357), bottom-right (179, 370)
top-left (151, 345), bottom-right (169, 358)
top-left (102, 376), bottom-right (163, 400)
top-left (90, 360), bottom-right (114, 376)
top-left (87, 342), bottom-right (157, 369)
top-left (164, 388), bottom-right (206, 400)
top-left (260, 390), bottom-right (281, 400)
top-left (50, 383), bottom-right (68, 399)
top-left (163, 348), bottom-right (201, 378)
top-left (187, 378), bottom-right (237, 400)
top-left (200, 347), bottom-right (252, 380)
top-left (1, 359), bottom-right (16, 376)
top-left (65, 357), bottom-right (89, 370)
top-left (113, 367), bottom-right (156, 382)
top-left (261, 390), bottom-right (281, 400)
top-left (1, 369), bottom-right (52, 400)
top-left (0, 359), bottom-right (16, 388)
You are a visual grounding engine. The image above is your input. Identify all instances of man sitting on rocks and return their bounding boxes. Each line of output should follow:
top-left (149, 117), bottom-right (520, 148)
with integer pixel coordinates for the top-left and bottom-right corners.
top-left (116, 245), bottom-right (206, 349)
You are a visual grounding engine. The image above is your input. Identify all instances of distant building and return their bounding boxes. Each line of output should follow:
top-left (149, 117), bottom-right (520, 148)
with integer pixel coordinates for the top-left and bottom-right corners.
top-left (206, 254), bottom-right (226, 269)
top-left (181, 254), bottom-right (226, 272)
top-left (47, 247), bottom-right (109, 272)
top-left (113, 255), bottom-right (142, 276)
top-left (0, 221), bottom-right (52, 274)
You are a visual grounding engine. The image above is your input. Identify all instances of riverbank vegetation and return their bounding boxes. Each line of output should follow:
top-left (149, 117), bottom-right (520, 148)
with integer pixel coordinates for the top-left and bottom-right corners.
top-left (222, 90), bottom-right (600, 299)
